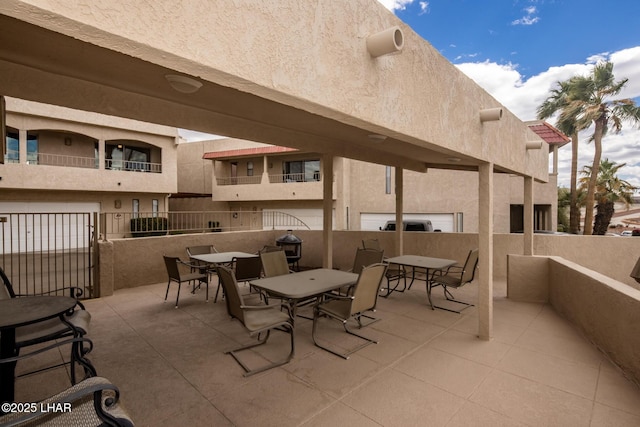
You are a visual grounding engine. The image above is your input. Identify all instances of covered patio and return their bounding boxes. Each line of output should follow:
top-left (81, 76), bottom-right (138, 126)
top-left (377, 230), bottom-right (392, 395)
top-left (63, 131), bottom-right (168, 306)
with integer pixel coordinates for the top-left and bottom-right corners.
top-left (15, 280), bottom-right (640, 426)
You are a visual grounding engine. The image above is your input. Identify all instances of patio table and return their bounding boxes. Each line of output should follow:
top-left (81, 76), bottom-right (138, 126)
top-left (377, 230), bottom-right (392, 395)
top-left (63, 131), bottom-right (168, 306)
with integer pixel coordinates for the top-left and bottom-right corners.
top-left (190, 251), bottom-right (257, 265)
top-left (250, 269), bottom-right (358, 353)
top-left (0, 296), bottom-right (77, 405)
top-left (383, 255), bottom-right (457, 309)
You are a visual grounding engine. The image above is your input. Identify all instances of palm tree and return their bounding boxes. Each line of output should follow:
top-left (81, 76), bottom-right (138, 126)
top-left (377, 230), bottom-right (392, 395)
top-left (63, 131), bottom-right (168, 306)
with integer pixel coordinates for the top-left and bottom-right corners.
top-left (537, 81), bottom-right (585, 234)
top-left (579, 158), bottom-right (637, 235)
top-left (565, 61), bottom-right (640, 234)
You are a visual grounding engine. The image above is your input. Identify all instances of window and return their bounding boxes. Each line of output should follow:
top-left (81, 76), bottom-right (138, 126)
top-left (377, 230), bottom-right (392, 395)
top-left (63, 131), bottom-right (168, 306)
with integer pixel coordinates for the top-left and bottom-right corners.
top-left (152, 199), bottom-right (159, 217)
top-left (26, 133), bottom-right (38, 164)
top-left (283, 160), bottom-right (320, 182)
top-left (132, 199), bottom-right (139, 219)
top-left (247, 161), bottom-right (254, 176)
top-left (385, 166), bottom-right (392, 194)
top-left (5, 131), bottom-right (19, 163)
top-left (106, 141), bottom-right (151, 171)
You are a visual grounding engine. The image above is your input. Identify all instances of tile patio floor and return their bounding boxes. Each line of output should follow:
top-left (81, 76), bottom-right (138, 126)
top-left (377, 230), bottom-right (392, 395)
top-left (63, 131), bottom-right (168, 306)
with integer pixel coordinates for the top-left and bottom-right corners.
top-left (13, 278), bottom-right (640, 426)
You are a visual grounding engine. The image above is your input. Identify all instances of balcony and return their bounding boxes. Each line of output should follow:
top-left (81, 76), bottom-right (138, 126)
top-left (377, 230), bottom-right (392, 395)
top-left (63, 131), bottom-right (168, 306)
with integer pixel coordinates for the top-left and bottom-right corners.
top-left (212, 173), bottom-right (331, 202)
top-left (14, 277), bottom-right (640, 426)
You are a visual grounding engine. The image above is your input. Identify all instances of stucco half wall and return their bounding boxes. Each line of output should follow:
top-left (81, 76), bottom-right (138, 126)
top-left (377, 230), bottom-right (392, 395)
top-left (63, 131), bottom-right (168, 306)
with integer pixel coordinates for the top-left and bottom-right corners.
top-left (507, 254), bottom-right (640, 387)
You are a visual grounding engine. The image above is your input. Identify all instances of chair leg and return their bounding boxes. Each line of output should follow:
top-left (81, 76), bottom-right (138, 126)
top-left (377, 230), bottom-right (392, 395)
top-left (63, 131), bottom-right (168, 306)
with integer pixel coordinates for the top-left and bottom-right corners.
top-left (430, 284), bottom-right (474, 313)
top-left (175, 283), bottom-right (181, 308)
top-left (312, 309), bottom-right (377, 359)
top-left (164, 279), bottom-right (171, 302)
top-left (226, 325), bottom-right (295, 377)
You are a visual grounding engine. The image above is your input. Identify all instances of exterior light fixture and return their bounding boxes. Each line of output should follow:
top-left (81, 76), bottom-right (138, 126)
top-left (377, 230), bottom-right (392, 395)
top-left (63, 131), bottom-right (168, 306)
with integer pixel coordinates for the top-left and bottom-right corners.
top-left (526, 141), bottom-right (543, 150)
top-left (367, 134), bottom-right (387, 142)
top-left (447, 157), bottom-right (462, 163)
top-left (165, 74), bottom-right (203, 94)
top-left (479, 107), bottom-right (503, 122)
top-left (367, 27), bottom-right (404, 58)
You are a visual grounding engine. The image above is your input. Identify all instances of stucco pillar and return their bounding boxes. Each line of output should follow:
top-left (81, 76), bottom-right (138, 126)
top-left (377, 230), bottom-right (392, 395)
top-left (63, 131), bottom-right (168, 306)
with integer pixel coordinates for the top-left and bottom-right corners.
top-left (261, 155), bottom-right (269, 184)
top-left (552, 145), bottom-right (559, 175)
top-left (19, 129), bottom-right (27, 163)
top-left (322, 154), bottom-right (333, 268)
top-left (478, 162), bottom-right (493, 340)
top-left (395, 167), bottom-right (404, 256)
top-left (98, 139), bottom-right (105, 170)
top-left (524, 175), bottom-right (534, 255)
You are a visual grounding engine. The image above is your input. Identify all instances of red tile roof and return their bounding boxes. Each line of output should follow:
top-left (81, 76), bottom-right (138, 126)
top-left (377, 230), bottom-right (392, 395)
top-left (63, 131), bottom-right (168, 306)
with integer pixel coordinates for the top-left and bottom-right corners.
top-left (526, 121), bottom-right (571, 147)
top-left (202, 145), bottom-right (298, 160)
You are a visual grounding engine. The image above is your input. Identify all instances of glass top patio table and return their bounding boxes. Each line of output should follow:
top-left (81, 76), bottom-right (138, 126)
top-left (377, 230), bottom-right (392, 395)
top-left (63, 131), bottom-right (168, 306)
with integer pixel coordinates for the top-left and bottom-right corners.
top-left (250, 268), bottom-right (358, 301)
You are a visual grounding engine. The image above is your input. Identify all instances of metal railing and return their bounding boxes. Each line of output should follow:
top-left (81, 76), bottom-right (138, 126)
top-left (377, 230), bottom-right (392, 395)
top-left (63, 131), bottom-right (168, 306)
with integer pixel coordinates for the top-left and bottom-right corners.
top-left (268, 173), bottom-right (321, 183)
top-left (216, 175), bottom-right (262, 185)
top-left (99, 210), bottom-right (309, 240)
top-left (105, 159), bottom-right (162, 173)
top-left (0, 212), bottom-right (96, 298)
top-left (36, 153), bottom-right (97, 169)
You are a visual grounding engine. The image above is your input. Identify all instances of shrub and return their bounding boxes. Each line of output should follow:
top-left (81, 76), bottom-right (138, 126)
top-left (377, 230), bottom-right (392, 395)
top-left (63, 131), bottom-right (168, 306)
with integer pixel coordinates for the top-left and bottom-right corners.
top-left (130, 217), bottom-right (168, 237)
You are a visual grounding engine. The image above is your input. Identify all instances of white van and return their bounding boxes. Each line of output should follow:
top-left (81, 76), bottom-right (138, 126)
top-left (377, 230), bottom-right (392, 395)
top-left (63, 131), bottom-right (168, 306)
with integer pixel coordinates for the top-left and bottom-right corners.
top-left (381, 220), bottom-right (433, 232)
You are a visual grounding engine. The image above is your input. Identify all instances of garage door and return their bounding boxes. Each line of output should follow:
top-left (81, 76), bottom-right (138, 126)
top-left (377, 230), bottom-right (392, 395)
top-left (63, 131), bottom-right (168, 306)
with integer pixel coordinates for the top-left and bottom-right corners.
top-left (360, 213), bottom-right (456, 232)
top-left (0, 202), bottom-right (99, 253)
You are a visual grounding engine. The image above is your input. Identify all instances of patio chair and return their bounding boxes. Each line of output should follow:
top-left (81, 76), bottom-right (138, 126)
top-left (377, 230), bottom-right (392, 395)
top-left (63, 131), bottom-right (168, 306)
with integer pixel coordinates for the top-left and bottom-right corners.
top-left (337, 247), bottom-right (385, 295)
top-left (259, 245), bottom-right (283, 253)
top-left (361, 239), bottom-right (406, 294)
top-left (216, 265), bottom-right (294, 377)
top-left (0, 375), bottom-right (134, 426)
top-left (260, 250), bottom-right (292, 277)
top-left (0, 266), bottom-right (93, 385)
top-left (186, 244), bottom-right (223, 277)
top-left (230, 256), bottom-right (263, 302)
top-left (162, 255), bottom-right (209, 308)
top-left (312, 263), bottom-right (387, 359)
top-left (428, 248), bottom-right (479, 313)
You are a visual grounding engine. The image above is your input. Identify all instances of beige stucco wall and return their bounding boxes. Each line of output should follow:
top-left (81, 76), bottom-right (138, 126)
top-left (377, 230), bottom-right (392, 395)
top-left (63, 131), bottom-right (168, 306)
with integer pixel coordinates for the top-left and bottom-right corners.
top-left (1, 0), bottom-right (548, 181)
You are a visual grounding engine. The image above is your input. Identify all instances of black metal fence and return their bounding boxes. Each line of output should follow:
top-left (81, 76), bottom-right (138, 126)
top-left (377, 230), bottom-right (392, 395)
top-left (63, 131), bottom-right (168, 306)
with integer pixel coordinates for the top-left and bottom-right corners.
top-left (0, 212), bottom-right (96, 298)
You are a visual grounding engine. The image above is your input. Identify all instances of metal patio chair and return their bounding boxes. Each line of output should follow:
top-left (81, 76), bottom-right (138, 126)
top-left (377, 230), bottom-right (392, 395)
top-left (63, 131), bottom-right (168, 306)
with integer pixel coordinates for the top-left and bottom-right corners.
top-left (216, 265), bottom-right (294, 377)
top-left (428, 248), bottom-right (479, 313)
top-left (312, 263), bottom-right (387, 359)
top-left (162, 255), bottom-right (209, 308)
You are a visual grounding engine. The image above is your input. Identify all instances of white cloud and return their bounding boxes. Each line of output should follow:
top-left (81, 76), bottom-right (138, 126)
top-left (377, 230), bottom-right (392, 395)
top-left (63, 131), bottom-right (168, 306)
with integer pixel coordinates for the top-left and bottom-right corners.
top-left (455, 47), bottom-right (640, 188)
top-left (376, 0), bottom-right (415, 12)
top-left (511, 5), bottom-right (540, 26)
top-left (419, 1), bottom-right (430, 15)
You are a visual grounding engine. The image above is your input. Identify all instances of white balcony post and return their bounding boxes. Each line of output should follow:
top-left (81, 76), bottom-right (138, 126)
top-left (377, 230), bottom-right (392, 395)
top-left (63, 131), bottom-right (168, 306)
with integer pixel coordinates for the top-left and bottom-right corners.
top-left (19, 129), bottom-right (27, 163)
top-left (261, 155), bottom-right (269, 184)
top-left (98, 139), bottom-right (105, 170)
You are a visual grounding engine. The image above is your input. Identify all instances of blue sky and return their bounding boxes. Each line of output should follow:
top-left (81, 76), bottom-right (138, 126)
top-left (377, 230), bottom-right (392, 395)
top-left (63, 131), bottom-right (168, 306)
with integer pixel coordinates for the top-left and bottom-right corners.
top-left (378, 0), bottom-right (640, 190)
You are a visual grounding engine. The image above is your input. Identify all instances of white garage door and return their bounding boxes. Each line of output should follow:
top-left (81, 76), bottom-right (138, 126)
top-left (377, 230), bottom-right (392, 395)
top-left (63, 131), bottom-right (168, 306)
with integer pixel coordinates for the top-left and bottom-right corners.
top-left (0, 202), bottom-right (100, 253)
top-left (360, 213), bottom-right (456, 232)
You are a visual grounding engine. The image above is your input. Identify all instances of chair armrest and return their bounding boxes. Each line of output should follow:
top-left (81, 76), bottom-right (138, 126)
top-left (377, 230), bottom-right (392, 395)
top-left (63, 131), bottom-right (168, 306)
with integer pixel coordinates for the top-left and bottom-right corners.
top-left (0, 337), bottom-right (94, 365)
top-left (320, 292), bottom-right (354, 302)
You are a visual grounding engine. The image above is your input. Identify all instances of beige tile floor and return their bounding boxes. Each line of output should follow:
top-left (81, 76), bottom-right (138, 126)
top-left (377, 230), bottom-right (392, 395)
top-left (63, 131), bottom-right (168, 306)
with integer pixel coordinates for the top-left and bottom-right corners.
top-left (12, 278), bottom-right (640, 427)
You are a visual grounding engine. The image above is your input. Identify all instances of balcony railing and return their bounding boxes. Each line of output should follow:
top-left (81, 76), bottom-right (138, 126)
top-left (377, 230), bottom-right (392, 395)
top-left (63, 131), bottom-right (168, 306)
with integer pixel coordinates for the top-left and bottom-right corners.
top-left (105, 159), bottom-right (162, 173)
top-left (269, 173), bottom-right (321, 183)
top-left (35, 153), bottom-right (97, 169)
top-left (216, 176), bottom-right (262, 185)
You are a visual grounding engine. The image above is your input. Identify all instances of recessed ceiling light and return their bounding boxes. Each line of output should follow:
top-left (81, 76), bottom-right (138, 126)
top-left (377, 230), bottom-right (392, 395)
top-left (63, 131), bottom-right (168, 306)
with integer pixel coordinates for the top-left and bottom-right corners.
top-left (447, 157), bottom-right (462, 163)
top-left (165, 74), bottom-right (203, 94)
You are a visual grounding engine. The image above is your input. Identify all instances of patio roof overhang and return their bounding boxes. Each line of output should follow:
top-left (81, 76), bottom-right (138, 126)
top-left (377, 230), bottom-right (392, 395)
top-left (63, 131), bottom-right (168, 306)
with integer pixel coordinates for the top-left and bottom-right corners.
top-left (0, 2), bottom-right (548, 181)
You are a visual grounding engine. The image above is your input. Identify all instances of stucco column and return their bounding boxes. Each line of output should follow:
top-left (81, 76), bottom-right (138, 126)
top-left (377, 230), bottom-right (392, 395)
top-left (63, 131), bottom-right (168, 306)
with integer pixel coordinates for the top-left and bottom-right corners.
top-left (98, 139), bottom-right (105, 170)
top-left (261, 155), bottom-right (269, 184)
top-left (524, 175), bottom-right (534, 255)
top-left (19, 129), bottom-right (27, 163)
top-left (322, 154), bottom-right (333, 268)
top-left (478, 162), bottom-right (493, 340)
top-left (395, 167), bottom-right (404, 256)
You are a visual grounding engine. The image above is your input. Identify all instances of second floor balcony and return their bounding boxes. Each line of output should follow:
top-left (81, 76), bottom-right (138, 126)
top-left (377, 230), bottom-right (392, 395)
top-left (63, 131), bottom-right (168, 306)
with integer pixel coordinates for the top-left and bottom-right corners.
top-left (212, 172), bottom-right (331, 201)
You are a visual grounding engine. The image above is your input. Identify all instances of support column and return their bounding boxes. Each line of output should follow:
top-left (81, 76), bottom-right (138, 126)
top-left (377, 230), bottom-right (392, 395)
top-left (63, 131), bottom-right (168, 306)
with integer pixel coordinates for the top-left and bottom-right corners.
top-left (322, 154), bottom-right (333, 268)
top-left (261, 155), bottom-right (269, 184)
top-left (395, 167), bottom-right (404, 256)
top-left (478, 163), bottom-right (493, 341)
top-left (98, 139), bottom-right (105, 170)
top-left (524, 176), bottom-right (534, 255)
top-left (19, 129), bottom-right (27, 163)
